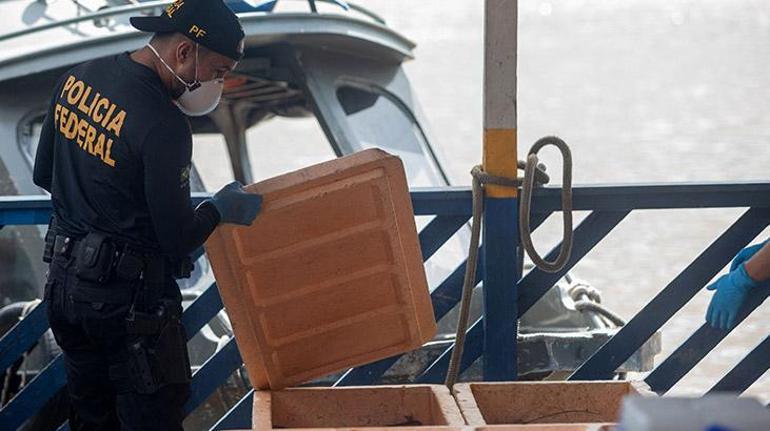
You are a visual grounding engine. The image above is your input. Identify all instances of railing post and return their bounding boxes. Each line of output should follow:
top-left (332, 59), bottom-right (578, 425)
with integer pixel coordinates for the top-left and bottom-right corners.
top-left (482, 0), bottom-right (519, 381)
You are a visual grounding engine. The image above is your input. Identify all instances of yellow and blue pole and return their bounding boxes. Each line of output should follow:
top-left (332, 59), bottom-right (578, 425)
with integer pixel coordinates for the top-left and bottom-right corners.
top-left (482, 0), bottom-right (519, 381)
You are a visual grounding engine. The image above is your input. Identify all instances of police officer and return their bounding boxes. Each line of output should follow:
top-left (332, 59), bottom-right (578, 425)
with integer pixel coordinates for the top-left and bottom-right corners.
top-left (32, 0), bottom-right (261, 429)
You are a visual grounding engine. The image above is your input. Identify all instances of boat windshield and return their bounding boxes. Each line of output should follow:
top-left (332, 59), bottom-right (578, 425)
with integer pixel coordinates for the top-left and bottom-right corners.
top-left (336, 85), bottom-right (448, 187)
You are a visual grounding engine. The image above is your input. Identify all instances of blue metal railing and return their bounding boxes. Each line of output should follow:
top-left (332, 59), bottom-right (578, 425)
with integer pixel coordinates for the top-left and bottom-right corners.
top-left (1, 182), bottom-right (769, 429)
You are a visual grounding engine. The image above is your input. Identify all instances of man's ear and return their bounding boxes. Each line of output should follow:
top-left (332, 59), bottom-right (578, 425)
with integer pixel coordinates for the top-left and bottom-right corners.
top-left (175, 39), bottom-right (195, 65)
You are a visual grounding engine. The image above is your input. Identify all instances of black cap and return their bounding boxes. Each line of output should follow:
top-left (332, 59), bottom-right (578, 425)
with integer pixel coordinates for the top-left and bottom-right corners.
top-left (130, 0), bottom-right (245, 61)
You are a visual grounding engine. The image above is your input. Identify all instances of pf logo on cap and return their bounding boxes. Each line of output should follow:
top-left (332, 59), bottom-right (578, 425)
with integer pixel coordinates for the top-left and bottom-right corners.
top-left (189, 24), bottom-right (206, 38)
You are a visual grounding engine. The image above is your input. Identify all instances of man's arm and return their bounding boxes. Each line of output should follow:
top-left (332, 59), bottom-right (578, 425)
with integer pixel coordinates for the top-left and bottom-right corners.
top-left (743, 242), bottom-right (770, 282)
top-left (143, 118), bottom-right (220, 259)
top-left (33, 92), bottom-right (58, 192)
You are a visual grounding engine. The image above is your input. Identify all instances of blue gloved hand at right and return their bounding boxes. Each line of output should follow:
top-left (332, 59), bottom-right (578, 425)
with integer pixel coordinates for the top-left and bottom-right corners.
top-left (705, 263), bottom-right (760, 330)
top-left (210, 181), bottom-right (262, 226)
top-left (729, 241), bottom-right (767, 271)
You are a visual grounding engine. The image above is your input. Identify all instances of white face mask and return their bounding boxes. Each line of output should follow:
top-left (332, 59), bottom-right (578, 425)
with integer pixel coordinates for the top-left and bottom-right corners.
top-left (146, 42), bottom-right (224, 116)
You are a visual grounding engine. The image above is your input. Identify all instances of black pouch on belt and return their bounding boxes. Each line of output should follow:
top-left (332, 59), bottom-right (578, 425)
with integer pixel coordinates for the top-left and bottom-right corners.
top-left (115, 250), bottom-right (144, 281)
top-left (154, 316), bottom-right (192, 385)
top-left (121, 316), bottom-right (190, 394)
top-left (75, 232), bottom-right (116, 283)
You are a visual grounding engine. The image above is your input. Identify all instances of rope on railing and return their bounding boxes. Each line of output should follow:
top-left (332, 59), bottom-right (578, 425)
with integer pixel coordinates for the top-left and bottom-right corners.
top-left (445, 136), bottom-right (574, 388)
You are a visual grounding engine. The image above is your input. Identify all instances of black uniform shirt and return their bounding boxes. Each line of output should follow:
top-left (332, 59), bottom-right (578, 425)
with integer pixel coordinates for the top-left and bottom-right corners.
top-left (33, 52), bottom-right (220, 260)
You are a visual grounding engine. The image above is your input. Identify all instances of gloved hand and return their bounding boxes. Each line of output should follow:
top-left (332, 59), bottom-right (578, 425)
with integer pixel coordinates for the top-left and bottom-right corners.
top-left (729, 241), bottom-right (767, 271)
top-left (210, 181), bottom-right (262, 226)
top-left (705, 263), bottom-right (760, 330)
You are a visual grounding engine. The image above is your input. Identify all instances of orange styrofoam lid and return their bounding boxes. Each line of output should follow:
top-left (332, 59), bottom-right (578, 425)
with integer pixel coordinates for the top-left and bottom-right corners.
top-left (205, 149), bottom-right (436, 390)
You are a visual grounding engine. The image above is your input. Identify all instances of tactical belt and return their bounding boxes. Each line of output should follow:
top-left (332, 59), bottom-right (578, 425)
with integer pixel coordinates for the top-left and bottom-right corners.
top-left (52, 233), bottom-right (163, 306)
top-left (53, 234), bottom-right (153, 267)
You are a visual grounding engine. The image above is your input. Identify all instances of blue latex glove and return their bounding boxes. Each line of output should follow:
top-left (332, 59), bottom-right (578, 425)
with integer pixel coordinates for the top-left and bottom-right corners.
top-left (729, 241), bottom-right (766, 271)
top-left (705, 263), bottom-right (760, 330)
top-left (210, 181), bottom-right (262, 226)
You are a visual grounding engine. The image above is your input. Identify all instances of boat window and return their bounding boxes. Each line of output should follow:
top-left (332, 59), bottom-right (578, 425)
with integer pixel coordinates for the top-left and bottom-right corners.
top-left (245, 116), bottom-right (336, 182)
top-left (17, 109), bottom-right (47, 169)
top-left (194, 116), bottom-right (335, 188)
top-left (336, 85), bottom-right (448, 187)
top-left (191, 133), bottom-right (235, 191)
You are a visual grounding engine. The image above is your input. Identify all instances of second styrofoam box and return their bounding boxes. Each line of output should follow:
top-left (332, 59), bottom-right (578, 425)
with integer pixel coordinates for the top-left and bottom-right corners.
top-left (454, 381), bottom-right (652, 426)
top-left (206, 149), bottom-right (436, 390)
top-left (252, 385), bottom-right (466, 430)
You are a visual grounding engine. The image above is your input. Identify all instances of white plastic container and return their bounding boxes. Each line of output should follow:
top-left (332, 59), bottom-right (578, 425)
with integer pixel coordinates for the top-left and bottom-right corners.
top-left (618, 395), bottom-right (770, 431)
